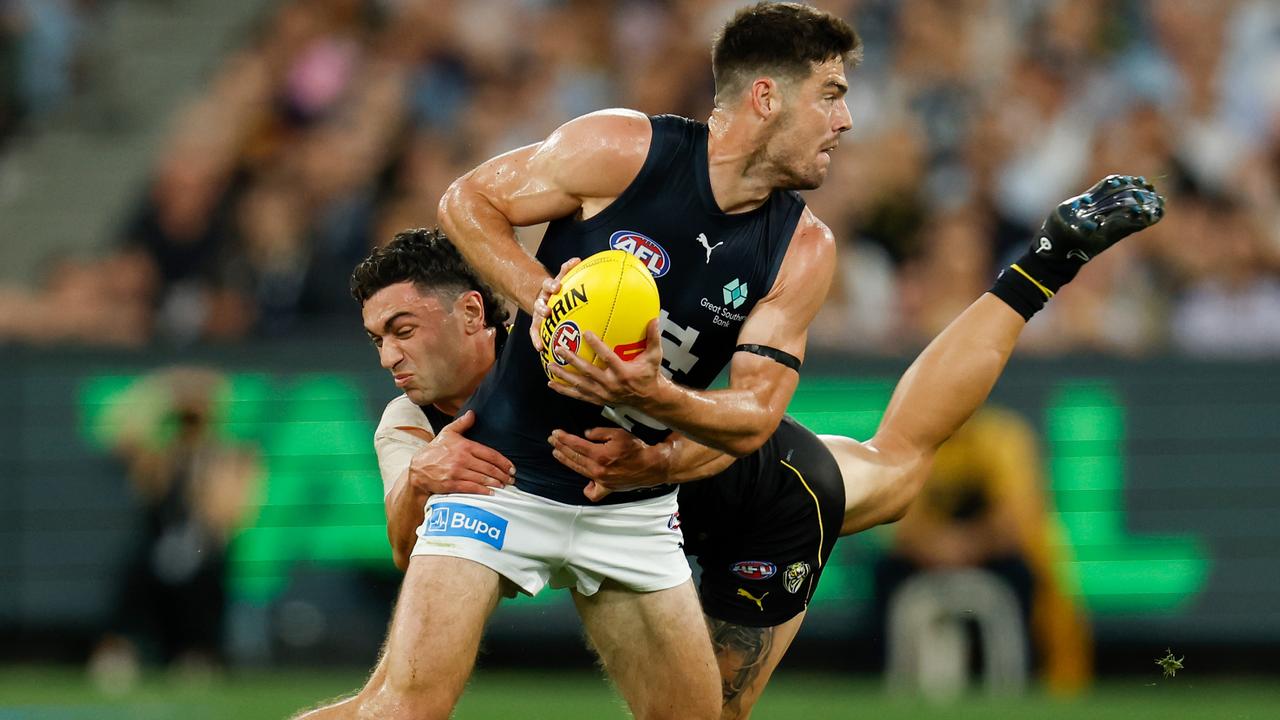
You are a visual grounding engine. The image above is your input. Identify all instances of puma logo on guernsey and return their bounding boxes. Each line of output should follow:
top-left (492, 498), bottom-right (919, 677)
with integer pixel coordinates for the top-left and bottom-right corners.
top-left (696, 233), bottom-right (723, 263)
top-left (737, 588), bottom-right (769, 611)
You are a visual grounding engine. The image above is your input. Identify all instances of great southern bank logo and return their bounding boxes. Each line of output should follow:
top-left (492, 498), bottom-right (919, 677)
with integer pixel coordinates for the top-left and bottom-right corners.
top-left (609, 230), bottom-right (670, 277)
top-left (722, 278), bottom-right (748, 309)
top-left (424, 503), bottom-right (508, 549)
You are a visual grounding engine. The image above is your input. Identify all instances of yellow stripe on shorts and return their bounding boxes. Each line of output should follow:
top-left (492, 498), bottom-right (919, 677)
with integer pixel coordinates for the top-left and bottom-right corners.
top-left (780, 459), bottom-right (824, 568)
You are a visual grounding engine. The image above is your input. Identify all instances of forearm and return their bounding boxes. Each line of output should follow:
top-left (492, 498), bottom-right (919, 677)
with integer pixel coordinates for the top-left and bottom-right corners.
top-left (438, 178), bottom-right (549, 314)
top-left (873, 294), bottom-right (1023, 455)
top-left (384, 473), bottom-right (428, 571)
top-left (643, 373), bottom-right (794, 457)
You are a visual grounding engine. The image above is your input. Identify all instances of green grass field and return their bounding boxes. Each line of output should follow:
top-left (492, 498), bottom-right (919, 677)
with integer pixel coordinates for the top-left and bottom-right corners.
top-left (1, 667), bottom-right (1277, 719)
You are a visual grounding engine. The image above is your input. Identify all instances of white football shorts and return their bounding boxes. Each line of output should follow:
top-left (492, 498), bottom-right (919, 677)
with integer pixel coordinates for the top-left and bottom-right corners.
top-left (410, 485), bottom-right (688, 596)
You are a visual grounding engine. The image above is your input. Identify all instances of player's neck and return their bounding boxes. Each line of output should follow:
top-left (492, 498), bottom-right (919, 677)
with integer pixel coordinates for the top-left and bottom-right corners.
top-left (436, 328), bottom-right (499, 416)
top-left (706, 108), bottom-right (779, 215)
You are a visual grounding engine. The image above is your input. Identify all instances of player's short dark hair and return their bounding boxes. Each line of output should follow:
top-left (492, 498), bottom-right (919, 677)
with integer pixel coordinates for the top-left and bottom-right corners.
top-left (712, 2), bottom-right (861, 104)
top-left (350, 228), bottom-right (509, 328)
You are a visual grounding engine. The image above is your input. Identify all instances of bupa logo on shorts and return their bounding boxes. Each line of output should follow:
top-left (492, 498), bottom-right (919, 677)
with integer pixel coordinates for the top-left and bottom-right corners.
top-left (667, 511), bottom-right (681, 530)
top-left (423, 503), bottom-right (509, 549)
top-left (551, 321), bottom-right (581, 365)
top-left (731, 560), bottom-right (776, 581)
top-left (610, 230), bottom-right (671, 277)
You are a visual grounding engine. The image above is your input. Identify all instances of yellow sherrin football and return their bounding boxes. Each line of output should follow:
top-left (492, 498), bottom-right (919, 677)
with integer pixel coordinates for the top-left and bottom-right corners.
top-left (539, 249), bottom-right (660, 381)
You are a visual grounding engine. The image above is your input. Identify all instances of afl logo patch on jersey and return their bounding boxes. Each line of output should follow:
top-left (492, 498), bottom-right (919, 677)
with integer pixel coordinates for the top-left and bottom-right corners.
top-left (731, 560), bottom-right (777, 581)
top-left (550, 321), bottom-right (582, 365)
top-left (609, 230), bottom-right (671, 277)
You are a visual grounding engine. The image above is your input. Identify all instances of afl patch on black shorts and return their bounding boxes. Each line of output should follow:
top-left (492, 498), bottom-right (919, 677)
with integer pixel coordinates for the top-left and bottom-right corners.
top-left (678, 415), bottom-right (845, 627)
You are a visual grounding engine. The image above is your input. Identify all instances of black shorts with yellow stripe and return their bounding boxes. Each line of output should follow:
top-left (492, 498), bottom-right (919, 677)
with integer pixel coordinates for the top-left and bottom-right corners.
top-left (677, 415), bottom-right (845, 628)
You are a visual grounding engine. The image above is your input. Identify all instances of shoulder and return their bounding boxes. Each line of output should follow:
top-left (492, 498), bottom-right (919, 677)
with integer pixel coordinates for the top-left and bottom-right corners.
top-left (764, 208), bottom-right (836, 301)
top-left (544, 109), bottom-right (652, 163)
top-left (537, 109), bottom-right (654, 201)
top-left (376, 394), bottom-right (433, 437)
top-left (791, 207), bottom-right (837, 256)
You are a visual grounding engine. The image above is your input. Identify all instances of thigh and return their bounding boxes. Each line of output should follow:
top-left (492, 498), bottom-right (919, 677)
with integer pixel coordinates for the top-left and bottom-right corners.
top-left (706, 610), bottom-right (806, 720)
top-left (363, 555), bottom-right (503, 719)
top-left (574, 579), bottom-right (721, 720)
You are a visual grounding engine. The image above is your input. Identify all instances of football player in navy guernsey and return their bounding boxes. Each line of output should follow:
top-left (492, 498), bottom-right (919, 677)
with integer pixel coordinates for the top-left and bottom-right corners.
top-left (295, 174), bottom-right (1164, 719)
top-left (404, 4), bottom-right (854, 718)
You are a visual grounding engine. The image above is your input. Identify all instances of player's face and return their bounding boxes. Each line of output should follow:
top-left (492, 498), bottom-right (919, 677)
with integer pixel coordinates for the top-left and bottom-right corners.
top-left (362, 282), bottom-right (469, 406)
top-left (770, 58), bottom-right (851, 190)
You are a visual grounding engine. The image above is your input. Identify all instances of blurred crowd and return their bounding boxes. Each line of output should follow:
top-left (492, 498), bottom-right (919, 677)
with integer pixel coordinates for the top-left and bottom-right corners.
top-left (4, 0), bottom-right (1280, 356)
top-left (0, 0), bottom-right (106, 150)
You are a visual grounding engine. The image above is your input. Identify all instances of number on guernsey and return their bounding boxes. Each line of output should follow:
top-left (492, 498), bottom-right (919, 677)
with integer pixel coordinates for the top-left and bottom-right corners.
top-left (602, 311), bottom-right (701, 432)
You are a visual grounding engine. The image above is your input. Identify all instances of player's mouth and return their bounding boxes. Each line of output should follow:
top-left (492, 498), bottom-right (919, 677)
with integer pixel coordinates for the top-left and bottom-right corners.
top-left (394, 374), bottom-right (414, 387)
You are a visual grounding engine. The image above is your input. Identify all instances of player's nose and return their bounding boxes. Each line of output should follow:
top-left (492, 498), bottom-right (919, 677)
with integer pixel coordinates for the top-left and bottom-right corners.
top-left (834, 99), bottom-right (853, 134)
top-left (379, 341), bottom-right (403, 369)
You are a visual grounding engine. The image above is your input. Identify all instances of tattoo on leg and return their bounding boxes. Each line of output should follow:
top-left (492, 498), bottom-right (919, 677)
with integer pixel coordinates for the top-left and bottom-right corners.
top-left (706, 616), bottom-right (775, 714)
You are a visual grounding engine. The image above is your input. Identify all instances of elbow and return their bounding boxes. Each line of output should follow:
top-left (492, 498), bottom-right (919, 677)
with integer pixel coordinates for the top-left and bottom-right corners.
top-left (436, 176), bottom-right (471, 236)
top-left (722, 430), bottom-right (771, 458)
top-left (392, 544), bottom-right (411, 573)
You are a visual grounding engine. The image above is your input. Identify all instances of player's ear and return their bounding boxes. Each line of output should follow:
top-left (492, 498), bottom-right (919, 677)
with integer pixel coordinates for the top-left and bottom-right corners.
top-left (749, 77), bottom-right (781, 120)
top-left (457, 290), bottom-right (486, 334)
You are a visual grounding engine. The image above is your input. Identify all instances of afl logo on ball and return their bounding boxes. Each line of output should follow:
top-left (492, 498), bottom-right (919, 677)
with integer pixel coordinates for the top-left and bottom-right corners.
top-left (551, 321), bottom-right (581, 365)
top-left (609, 230), bottom-right (670, 277)
top-left (731, 560), bottom-right (777, 581)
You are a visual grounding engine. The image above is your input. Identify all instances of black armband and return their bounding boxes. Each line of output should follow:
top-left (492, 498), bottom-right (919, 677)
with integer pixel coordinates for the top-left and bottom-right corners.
top-left (735, 344), bottom-right (802, 371)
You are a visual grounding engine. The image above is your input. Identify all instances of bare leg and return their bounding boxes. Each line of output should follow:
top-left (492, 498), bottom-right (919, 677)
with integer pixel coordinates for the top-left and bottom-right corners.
top-left (706, 611), bottom-right (805, 720)
top-left (574, 579), bottom-right (721, 720)
top-left (292, 555), bottom-right (502, 720)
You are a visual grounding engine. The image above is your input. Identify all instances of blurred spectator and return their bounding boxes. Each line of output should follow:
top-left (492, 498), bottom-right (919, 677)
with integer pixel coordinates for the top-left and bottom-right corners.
top-left (873, 407), bottom-right (1093, 696)
top-left (88, 367), bottom-right (260, 686)
top-left (1169, 192), bottom-right (1280, 356)
top-left (0, 248), bottom-right (155, 346)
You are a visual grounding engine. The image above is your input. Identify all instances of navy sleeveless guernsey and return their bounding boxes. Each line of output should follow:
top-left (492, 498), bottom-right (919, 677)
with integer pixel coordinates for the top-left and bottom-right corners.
top-left (463, 114), bottom-right (806, 505)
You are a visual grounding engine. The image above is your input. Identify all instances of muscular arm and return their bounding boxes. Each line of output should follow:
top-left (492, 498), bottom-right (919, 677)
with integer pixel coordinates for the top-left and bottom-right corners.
top-left (378, 426), bottom-right (435, 571)
top-left (827, 294), bottom-right (1024, 536)
top-left (438, 110), bottom-right (652, 314)
top-left (645, 212), bottom-right (834, 456)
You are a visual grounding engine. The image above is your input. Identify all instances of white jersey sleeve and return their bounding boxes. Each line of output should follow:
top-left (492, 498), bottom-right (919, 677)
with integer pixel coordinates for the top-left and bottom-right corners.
top-left (373, 394), bottom-right (436, 497)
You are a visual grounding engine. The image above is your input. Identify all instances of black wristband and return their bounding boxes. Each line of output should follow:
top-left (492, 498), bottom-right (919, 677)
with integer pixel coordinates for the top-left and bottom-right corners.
top-left (988, 245), bottom-right (1084, 321)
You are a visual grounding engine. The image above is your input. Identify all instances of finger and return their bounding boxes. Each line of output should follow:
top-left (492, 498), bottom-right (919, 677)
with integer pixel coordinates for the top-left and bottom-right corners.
top-left (551, 447), bottom-right (603, 479)
top-left (553, 342), bottom-right (607, 380)
top-left (583, 481), bottom-right (613, 503)
top-left (459, 438), bottom-right (517, 478)
top-left (641, 317), bottom-right (663, 362)
top-left (547, 374), bottom-right (604, 404)
top-left (443, 479), bottom-right (498, 496)
top-left (583, 426), bottom-right (624, 442)
top-left (440, 409), bottom-right (475, 435)
top-left (555, 257), bottom-right (581, 282)
top-left (463, 455), bottom-right (517, 486)
top-left (550, 429), bottom-right (611, 459)
top-left (580, 331), bottom-right (624, 371)
top-left (453, 468), bottom-right (509, 490)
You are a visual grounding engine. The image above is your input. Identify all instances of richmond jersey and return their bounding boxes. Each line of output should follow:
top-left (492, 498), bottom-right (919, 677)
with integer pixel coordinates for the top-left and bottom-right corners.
top-left (464, 114), bottom-right (806, 505)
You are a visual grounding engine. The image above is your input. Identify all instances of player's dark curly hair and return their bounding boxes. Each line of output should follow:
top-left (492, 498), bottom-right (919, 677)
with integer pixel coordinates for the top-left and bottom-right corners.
top-left (350, 228), bottom-right (509, 328)
top-left (712, 2), bottom-right (861, 105)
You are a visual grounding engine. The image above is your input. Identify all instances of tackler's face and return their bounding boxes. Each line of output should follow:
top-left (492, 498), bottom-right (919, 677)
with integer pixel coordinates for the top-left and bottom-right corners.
top-left (768, 57), bottom-right (852, 191)
top-left (362, 282), bottom-right (471, 406)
